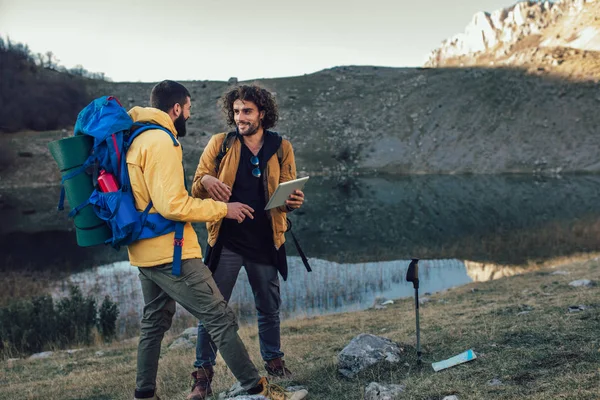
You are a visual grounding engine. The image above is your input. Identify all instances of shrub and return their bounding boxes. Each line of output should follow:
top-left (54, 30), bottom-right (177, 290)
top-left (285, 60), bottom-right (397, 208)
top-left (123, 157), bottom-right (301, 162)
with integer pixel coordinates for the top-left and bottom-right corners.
top-left (55, 285), bottom-right (97, 346)
top-left (0, 286), bottom-right (119, 356)
top-left (98, 295), bottom-right (119, 342)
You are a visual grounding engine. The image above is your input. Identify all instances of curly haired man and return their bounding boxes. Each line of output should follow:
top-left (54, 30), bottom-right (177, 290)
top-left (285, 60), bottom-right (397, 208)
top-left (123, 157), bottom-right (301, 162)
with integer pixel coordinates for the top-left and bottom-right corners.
top-left (188, 84), bottom-right (305, 399)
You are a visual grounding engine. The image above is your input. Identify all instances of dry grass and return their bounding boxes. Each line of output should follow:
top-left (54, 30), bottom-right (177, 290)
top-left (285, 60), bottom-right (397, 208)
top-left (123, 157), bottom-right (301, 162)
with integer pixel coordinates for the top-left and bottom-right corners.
top-left (1, 255), bottom-right (600, 399)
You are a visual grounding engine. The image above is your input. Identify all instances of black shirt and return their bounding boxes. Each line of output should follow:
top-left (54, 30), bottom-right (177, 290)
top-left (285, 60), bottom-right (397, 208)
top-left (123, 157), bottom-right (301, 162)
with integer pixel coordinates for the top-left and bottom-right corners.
top-left (219, 140), bottom-right (276, 265)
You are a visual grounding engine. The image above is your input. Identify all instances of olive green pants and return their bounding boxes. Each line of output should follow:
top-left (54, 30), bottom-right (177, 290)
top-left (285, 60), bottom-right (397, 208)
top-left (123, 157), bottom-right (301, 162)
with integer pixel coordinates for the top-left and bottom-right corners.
top-left (135, 258), bottom-right (260, 395)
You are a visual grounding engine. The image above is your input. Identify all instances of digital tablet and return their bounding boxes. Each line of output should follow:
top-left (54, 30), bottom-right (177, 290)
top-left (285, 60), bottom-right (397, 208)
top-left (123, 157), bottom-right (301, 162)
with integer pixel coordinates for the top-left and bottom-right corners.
top-left (264, 176), bottom-right (310, 210)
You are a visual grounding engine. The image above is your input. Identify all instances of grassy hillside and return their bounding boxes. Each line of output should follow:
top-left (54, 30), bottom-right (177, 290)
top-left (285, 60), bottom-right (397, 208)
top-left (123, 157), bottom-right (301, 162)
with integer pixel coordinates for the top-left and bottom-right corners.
top-left (1, 254), bottom-right (599, 399)
top-left (84, 66), bottom-right (600, 176)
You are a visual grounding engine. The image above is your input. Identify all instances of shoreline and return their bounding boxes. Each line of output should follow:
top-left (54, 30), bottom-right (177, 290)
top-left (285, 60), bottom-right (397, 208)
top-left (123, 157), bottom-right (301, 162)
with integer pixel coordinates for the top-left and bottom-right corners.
top-left (2, 253), bottom-right (599, 399)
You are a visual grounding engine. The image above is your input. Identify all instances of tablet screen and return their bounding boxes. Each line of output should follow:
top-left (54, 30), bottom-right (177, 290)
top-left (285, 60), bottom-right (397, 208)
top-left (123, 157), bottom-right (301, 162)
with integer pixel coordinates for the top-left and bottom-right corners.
top-left (264, 176), bottom-right (310, 210)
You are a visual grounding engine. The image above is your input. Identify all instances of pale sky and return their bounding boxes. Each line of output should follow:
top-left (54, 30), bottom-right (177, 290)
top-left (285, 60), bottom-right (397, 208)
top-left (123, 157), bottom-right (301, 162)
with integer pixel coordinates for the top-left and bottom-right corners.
top-left (0, 0), bottom-right (516, 82)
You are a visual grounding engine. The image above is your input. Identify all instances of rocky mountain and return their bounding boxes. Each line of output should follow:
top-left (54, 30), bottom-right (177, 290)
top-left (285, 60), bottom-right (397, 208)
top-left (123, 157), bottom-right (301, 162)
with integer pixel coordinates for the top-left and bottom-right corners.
top-left (425, 0), bottom-right (600, 79)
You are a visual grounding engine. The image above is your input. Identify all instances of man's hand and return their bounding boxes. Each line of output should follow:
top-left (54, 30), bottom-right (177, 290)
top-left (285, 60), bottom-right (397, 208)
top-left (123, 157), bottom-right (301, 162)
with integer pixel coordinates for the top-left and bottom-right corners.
top-left (202, 175), bottom-right (232, 202)
top-left (285, 189), bottom-right (304, 210)
top-left (226, 202), bottom-right (254, 223)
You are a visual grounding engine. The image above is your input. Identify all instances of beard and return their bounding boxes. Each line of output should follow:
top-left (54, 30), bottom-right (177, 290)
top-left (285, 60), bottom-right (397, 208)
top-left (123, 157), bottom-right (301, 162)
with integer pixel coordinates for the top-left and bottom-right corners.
top-left (174, 113), bottom-right (187, 137)
top-left (237, 119), bottom-right (261, 136)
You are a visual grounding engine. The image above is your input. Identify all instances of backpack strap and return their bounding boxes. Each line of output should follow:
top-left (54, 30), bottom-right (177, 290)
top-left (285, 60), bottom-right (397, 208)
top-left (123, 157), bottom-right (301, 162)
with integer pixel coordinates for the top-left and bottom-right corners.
top-left (277, 144), bottom-right (283, 164)
top-left (215, 131), bottom-right (237, 174)
top-left (172, 222), bottom-right (185, 276)
top-left (128, 123), bottom-right (179, 149)
top-left (286, 218), bottom-right (311, 272)
top-left (126, 123), bottom-right (185, 276)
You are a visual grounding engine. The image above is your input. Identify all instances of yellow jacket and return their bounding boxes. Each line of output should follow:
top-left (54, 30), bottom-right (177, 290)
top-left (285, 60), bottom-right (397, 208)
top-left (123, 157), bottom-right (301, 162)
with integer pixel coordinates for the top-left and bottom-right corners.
top-left (192, 132), bottom-right (296, 249)
top-left (126, 107), bottom-right (228, 267)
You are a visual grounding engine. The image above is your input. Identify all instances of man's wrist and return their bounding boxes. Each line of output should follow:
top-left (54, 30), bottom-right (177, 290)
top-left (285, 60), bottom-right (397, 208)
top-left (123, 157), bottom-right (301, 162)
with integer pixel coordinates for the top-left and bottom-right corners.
top-left (200, 175), bottom-right (211, 187)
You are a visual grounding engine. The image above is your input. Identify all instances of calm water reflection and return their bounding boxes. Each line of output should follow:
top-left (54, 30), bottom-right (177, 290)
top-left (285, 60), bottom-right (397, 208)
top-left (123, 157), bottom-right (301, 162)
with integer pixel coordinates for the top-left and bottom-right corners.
top-left (53, 257), bottom-right (471, 335)
top-left (4, 175), bottom-right (600, 268)
top-left (12, 174), bottom-right (600, 334)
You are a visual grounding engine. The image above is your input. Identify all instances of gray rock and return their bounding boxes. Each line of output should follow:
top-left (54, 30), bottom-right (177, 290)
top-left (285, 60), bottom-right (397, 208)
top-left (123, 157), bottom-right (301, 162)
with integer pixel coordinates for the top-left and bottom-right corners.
top-left (338, 333), bottom-right (404, 378)
top-left (181, 327), bottom-right (199, 338)
top-left (218, 382), bottom-right (308, 400)
top-left (28, 351), bottom-right (53, 360)
top-left (219, 381), bottom-right (244, 399)
top-left (569, 279), bottom-right (595, 288)
top-left (551, 270), bottom-right (569, 275)
top-left (381, 300), bottom-right (395, 306)
top-left (419, 297), bottom-right (431, 305)
top-left (6, 358), bottom-right (19, 368)
top-left (65, 348), bottom-right (82, 354)
top-left (95, 351), bottom-right (105, 357)
top-left (169, 337), bottom-right (195, 350)
top-left (442, 396), bottom-right (459, 400)
top-left (364, 382), bottom-right (405, 400)
top-left (488, 378), bottom-right (503, 386)
top-left (568, 305), bottom-right (590, 313)
top-left (373, 305), bottom-right (388, 310)
top-left (517, 311), bottom-right (531, 316)
top-left (286, 386), bottom-right (308, 392)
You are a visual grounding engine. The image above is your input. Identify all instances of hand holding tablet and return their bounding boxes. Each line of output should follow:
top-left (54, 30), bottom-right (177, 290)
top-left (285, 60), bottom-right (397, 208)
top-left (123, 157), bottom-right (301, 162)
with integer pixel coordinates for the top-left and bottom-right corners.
top-left (265, 176), bottom-right (309, 210)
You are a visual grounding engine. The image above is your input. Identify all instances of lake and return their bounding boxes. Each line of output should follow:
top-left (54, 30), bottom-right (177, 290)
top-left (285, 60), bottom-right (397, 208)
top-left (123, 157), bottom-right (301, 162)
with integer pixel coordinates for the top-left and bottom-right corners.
top-left (39, 174), bottom-right (600, 335)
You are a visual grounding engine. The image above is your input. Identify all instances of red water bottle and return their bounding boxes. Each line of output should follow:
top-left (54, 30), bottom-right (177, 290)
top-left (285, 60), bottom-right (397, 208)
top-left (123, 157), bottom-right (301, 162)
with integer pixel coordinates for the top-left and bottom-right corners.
top-left (97, 169), bottom-right (119, 192)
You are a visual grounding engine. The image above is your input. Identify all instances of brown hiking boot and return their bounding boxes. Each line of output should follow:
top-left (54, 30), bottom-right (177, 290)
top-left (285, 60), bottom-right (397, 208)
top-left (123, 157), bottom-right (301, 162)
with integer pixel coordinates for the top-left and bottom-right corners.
top-left (265, 358), bottom-right (293, 379)
top-left (186, 366), bottom-right (214, 400)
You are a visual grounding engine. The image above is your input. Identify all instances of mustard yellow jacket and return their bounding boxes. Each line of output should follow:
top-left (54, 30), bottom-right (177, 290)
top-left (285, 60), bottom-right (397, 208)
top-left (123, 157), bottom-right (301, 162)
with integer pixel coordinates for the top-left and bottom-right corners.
top-left (192, 132), bottom-right (297, 249)
top-left (126, 107), bottom-right (227, 267)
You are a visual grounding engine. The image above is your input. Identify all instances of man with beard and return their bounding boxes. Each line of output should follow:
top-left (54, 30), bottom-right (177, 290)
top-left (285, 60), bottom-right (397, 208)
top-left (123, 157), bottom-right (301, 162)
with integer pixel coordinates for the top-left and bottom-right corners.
top-left (128, 80), bottom-right (307, 400)
top-left (189, 85), bottom-right (304, 399)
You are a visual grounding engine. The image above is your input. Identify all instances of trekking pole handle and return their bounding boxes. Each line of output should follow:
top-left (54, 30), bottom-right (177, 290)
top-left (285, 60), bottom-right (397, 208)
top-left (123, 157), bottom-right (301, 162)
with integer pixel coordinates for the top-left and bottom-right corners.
top-left (406, 259), bottom-right (419, 289)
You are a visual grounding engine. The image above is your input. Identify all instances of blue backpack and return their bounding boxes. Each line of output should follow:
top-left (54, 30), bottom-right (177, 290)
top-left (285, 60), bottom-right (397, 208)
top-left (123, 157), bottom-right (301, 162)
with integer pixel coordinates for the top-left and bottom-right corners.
top-left (59, 96), bottom-right (186, 275)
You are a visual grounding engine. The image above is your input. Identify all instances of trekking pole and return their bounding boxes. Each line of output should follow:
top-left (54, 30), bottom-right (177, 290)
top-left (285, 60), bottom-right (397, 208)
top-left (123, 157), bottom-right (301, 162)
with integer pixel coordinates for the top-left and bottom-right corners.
top-left (406, 259), bottom-right (421, 364)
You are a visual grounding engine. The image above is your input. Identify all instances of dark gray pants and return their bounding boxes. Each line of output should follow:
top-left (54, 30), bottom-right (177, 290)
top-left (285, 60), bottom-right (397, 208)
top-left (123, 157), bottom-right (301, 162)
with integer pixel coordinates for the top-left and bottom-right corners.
top-left (136, 258), bottom-right (260, 394)
top-left (195, 246), bottom-right (284, 368)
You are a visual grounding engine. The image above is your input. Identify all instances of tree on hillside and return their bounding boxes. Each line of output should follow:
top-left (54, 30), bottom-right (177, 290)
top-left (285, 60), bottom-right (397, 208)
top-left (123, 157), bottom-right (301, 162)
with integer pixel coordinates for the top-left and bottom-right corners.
top-left (0, 36), bottom-right (108, 133)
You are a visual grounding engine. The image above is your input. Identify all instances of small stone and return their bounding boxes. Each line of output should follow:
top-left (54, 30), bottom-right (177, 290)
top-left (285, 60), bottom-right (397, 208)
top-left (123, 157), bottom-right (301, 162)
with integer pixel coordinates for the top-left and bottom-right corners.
top-left (181, 327), bottom-right (198, 338)
top-left (373, 305), bottom-right (387, 310)
top-left (442, 396), bottom-right (459, 400)
top-left (338, 334), bottom-right (404, 378)
top-left (569, 279), bottom-right (595, 288)
top-left (381, 300), bottom-right (394, 305)
top-left (95, 351), bottom-right (105, 357)
top-left (488, 378), bottom-right (503, 386)
top-left (551, 270), bottom-right (569, 275)
top-left (364, 382), bottom-right (405, 400)
top-left (168, 337), bottom-right (195, 350)
top-left (517, 311), bottom-right (531, 316)
top-left (29, 351), bottom-right (54, 360)
top-left (419, 297), bottom-right (431, 305)
top-left (286, 386), bottom-right (307, 392)
top-left (568, 305), bottom-right (590, 313)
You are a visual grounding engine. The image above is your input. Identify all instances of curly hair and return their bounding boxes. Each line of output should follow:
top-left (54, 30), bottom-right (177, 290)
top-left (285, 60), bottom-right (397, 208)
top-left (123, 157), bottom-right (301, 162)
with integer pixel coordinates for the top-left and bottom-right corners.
top-left (221, 85), bottom-right (279, 130)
